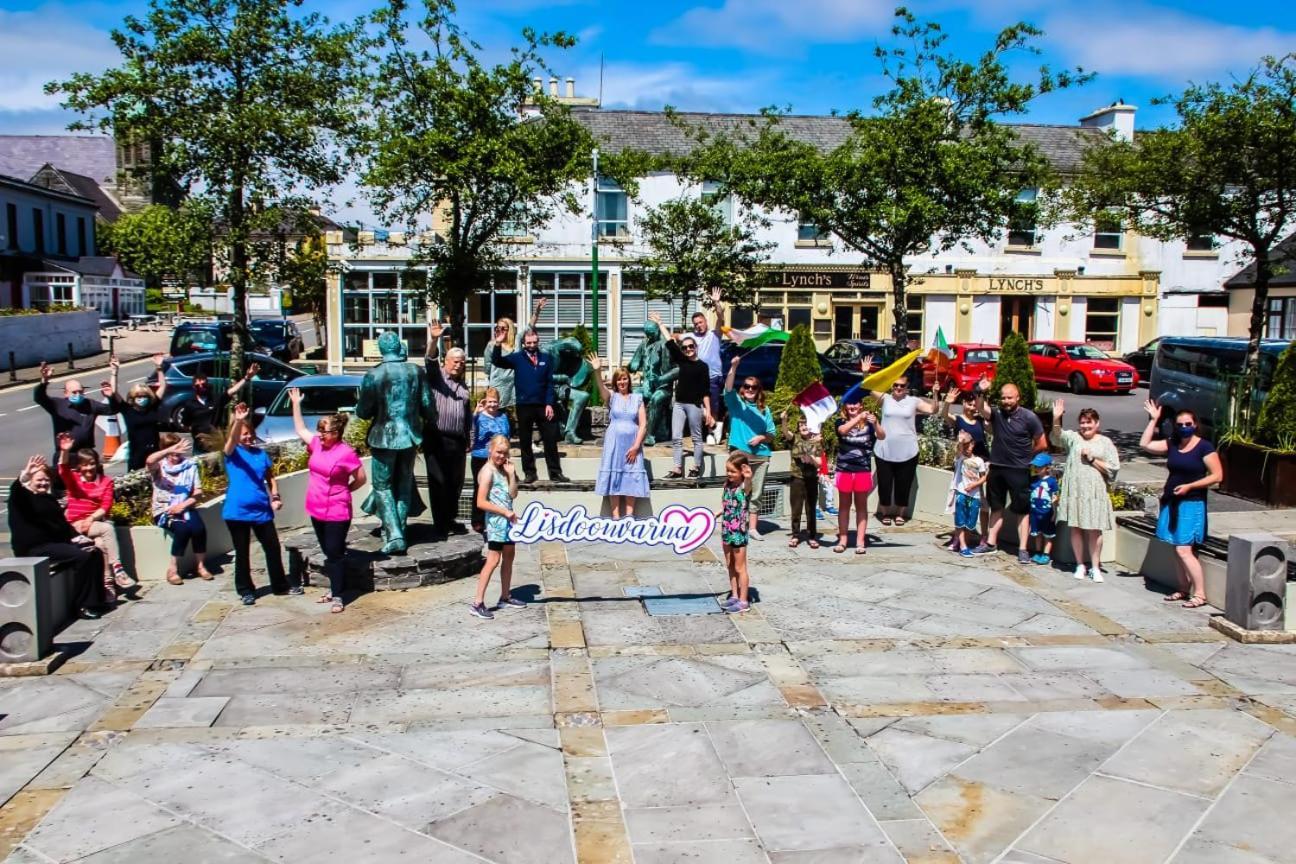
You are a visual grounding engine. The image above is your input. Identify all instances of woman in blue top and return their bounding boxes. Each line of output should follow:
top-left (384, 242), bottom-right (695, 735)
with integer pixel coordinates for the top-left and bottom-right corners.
top-left (723, 354), bottom-right (776, 539)
top-left (223, 403), bottom-right (294, 605)
top-left (470, 387), bottom-right (511, 535)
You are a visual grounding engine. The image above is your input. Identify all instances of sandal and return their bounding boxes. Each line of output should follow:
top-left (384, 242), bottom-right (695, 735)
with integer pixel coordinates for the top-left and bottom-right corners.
top-left (166, 569), bottom-right (182, 586)
top-left (1182, 595), bottom-right (1208, 609)
top-left (331, 600), bottom-right (344, 613)
top-left (855, 546), bottom-right (867, 555)
top-left (317, 594), bottom-right (334, 604)
top-left (807, 539), bottom-right (820, 549)
top-left (1162, 592), bottom-right (1186, 602)
top-left (893, 517), bottom-right (906, 526)
top-left (787, 536), bottom-right (801, 548)
top-left (880, 517), bottom-right (894, 526)
top-left (665, 469), bottom-right (685, 480)
top-left (833, 543), bottom-right (847, 554)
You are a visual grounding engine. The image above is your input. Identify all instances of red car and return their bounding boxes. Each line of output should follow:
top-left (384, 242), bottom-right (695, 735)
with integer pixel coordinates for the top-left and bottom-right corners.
top-left (1027, 340), bottom-right (1139, 394)
top-left (922, 343), bottom-right (1001, 392)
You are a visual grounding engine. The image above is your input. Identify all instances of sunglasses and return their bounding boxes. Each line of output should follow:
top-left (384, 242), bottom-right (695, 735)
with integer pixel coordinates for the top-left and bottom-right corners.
top-left (682, 344), bottom-right (697, 352)
top-left (740, 384), bottom-right (757, 391)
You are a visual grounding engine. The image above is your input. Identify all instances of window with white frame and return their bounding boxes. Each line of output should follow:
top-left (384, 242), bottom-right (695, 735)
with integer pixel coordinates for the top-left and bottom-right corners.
top-left (905, 294), bottom-right (924, 348)
top-left (1185, 232), bottom-right (1215, 252)
top-left (1008, 188), bottom-right (1038, 247)
top-left (340, 269), bottom-right (428, 359)
top-left (1084, 297), bottom-right (1120, 350)
top-left (701, 181), bottom-right (732, 226)
top-left (499, 205), bottom-right (529, 238)
top-left (797, 213), bottom-right (827, 243)
top-left (530, 271), bottom-right (609, 351)
top-left (1093, 214), bottom-right (1122, 250)
top-left (596, 177), bottom-right (628, 238)
top-left (1267, 297), bottom-right (1296, 341)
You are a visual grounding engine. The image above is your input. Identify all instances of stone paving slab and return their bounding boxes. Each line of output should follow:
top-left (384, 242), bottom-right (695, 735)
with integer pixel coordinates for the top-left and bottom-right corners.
top-left (2, 529), bottom-right (1295, 864)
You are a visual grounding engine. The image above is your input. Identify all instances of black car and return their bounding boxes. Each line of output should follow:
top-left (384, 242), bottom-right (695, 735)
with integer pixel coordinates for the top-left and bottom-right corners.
top-left (249, 318), bottom-right (305, 362)
top-left (824, 339), bottom-right (927, 390)
top-left (719, 342), bottom-right (862, 396)
top-left (151, 351), bottom-right (307, 427)
top-left (1121, 337), bottom-right (1161, 383)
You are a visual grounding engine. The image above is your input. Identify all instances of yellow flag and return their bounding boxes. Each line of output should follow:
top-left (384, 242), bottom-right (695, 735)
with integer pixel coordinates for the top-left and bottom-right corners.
top-left (862, 349), bottom-right (923, 392)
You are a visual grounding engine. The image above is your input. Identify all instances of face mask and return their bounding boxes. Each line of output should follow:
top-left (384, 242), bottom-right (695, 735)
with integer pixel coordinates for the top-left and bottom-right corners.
top-left (134, 396), bottom-right (152, 408)
top-left (67, 393), bottom-right (85, 405)
top-left (1177, 423), bottom-right (1196, 438)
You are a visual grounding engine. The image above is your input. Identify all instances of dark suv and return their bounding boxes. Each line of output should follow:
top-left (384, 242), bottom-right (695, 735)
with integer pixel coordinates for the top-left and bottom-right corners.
top-left (719, 342), bottom-right (862, 396)
top-left (170, 321), bottom-right (295, 359)
top-left (250, 319), bottom-right (305, 362)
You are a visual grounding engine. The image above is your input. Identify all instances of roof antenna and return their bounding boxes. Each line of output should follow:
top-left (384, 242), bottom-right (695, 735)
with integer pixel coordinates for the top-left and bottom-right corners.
top-left (598, 53), bottom-right (604, 108)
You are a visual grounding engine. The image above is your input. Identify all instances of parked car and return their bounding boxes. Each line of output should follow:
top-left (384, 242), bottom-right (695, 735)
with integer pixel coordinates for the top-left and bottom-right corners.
top-left (151, 351), bottom-right (307, 428)
top-left (249, 318), bottom-right (306, 362)
top-left (1121, 337), bottom-right (1162, 382)
top-left (921, 343), bottom-right (1000, 392)
top-left (1149, 337), bottom-right (1286, 440)
top-left (255, 374), bottom-right (363, 443)
top-left (823, 339), bottom-right (929, 391)
top-left (720, 342), bottom-right (863, 396)
top-left (169, 321), bottom-right (270, 357)
top-left (1027, 340), bottom-right (1138, 394)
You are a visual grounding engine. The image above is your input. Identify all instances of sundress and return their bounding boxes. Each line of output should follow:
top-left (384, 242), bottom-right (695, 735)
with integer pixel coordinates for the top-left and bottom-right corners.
top-left (484, 468), bottom-right (514, 544)
top-left (720, 483), bottom-right (750, 547)
top-left (1055, 429), bottom-right (1120, 530)
top-left (595, 392), bottom-right (650, 498)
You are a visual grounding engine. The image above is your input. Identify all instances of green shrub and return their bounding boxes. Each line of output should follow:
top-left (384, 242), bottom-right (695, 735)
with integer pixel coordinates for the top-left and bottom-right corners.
top-left (990, 331), bottom-right (1037, 412)
top-left (1256, 342), bottom-right (1296, 450)
top-left (769, 324), bottom-right (822, 450)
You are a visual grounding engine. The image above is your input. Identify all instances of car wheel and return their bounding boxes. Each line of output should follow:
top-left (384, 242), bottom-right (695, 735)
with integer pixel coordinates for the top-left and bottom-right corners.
top-left (1069, 372), bottom-right (1087, 394)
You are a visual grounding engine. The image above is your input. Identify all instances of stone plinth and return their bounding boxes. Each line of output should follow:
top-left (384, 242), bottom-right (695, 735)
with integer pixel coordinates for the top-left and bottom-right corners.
top-left (283, 521), bottom-right (483, 592)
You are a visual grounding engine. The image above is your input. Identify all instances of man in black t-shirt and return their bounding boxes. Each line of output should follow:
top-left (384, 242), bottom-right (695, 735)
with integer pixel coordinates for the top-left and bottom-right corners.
top-left (972, 378), bottom-right (1046, 561)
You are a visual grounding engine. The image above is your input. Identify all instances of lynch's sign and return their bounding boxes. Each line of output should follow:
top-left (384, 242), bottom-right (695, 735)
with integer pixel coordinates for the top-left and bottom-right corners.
top-left (509, 503), bottom-right (714, 554)
top-left (760, 270), bottom-right (871, 290)
top-left (990, 277), bottom-right (1045, 292)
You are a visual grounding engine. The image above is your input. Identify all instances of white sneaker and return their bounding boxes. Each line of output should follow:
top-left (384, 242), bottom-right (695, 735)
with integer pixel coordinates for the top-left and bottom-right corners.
top-left (1089, 567), bottom-right (1105, 583)
top-left (1073, 565), bottom-right (1086, 580)
top-left (750, 528), bottom-right (764, 541)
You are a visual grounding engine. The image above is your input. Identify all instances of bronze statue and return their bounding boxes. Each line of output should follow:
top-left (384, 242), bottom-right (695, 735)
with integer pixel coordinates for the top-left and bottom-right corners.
top-left (628, 320), bottom-right (678, 445)
top-left (355, 331), bottom-right (433, 554)
top-left (549, 337), bottom-right (592, 444)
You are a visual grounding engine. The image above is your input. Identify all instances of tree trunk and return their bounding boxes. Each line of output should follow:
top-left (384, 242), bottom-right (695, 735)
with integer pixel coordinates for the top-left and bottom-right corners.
top-left (890, 264), bottom-right (909, 347)
top-left (228, 183), bottom-right (249, 381)
top-left (1245, 245), bottom-right (1273, 377)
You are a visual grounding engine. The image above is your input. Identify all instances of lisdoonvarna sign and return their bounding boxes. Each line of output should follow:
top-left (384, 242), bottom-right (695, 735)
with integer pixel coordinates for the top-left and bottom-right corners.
top-left (509, 503), bottom-right (715, 554)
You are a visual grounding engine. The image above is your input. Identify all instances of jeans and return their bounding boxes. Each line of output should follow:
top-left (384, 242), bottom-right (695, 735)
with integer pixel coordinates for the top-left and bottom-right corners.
top-left (29, 541), bottom-right (102, 610)
top-left (672, 402), bottom-right (705, 470)
top-left (788, 461), bottom-right (818, 537)
top-left (709, 375), bottom-right (724, 423)
top-left (160, 511), bottom-right (207, 557)
top-left (875, 456), bottom-right (919, 509)
top-left (311, 517), bottom-right (350, 599)
top-left (424, 431), bottom-right (468, 532)
top-left (227, 519), bottom-right (290, 597)
top-left (515, 403), bottom-right (562, 478)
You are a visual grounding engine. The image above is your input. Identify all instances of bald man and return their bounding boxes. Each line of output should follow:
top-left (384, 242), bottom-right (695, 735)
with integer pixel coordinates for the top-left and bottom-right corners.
top-left (973, 378), bottom-right (1047, 562)
top-left (33, 361), bottom-right (114, 457)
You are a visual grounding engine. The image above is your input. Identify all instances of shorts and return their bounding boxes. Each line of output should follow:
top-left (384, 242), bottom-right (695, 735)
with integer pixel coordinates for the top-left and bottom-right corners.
top-left (835, 470), bottom-right (875, 494)
top-left (954, 492), bottom-right (981, 532)
top-left (1029, 512), bottom-right (1056, 538)
top-left (986, 466), bottom-right (1032, 515)
top-left (487, 540), bottom-right (515, 552)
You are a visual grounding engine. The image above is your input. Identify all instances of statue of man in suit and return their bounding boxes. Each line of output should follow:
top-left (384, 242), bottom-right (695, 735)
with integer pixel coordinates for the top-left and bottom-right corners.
top-left (356, 331), bottom-right (433, 554)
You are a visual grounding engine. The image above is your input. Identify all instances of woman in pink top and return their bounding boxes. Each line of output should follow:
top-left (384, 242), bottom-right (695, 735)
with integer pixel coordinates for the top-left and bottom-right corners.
top-left (288, 388), bottom-right (366, 613)
top-left (56, 432), bottom-right (134, 603)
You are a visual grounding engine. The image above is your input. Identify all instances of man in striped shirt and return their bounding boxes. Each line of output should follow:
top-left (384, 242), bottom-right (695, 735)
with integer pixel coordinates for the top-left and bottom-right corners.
top-left (424, 321), bottom-right (473, 539)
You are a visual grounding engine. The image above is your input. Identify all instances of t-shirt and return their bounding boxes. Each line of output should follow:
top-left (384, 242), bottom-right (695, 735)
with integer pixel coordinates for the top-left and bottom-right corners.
top-left (111, 394), bottom-right (165, 469)
top-left (954, 455), bottom-right (987, 496)
top-left (58, 464), bottom-right (114, 523)
top-left (954, 414), bottom-right (989, 459)
top-left (222, 445), bottom-right (274, 522)
top-left (306, 437), bottom-right (363, 522)
top-left (666, 341), bottom-right (711, 406)
top-left (1030, 475), bottom-right (1059, 515)
top-left (472, 411), bottom-right (512, 459)
top-left (1164, 438), bottom-right (1216, 502)
top-left (875, 395), bottom-right (920, 463)
top-left (835, 418), bottom-right (877, 474)
top-left (988, 407), bottom-right (1045, 468)
top-left (693, 328), bottom-right (723, 378)
top-left (723, 390), bottom-right (774, 457)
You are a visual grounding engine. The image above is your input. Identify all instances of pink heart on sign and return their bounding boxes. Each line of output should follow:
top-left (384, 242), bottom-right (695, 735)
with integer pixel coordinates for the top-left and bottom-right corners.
top-left (656, 505), bottom-right (716, 554)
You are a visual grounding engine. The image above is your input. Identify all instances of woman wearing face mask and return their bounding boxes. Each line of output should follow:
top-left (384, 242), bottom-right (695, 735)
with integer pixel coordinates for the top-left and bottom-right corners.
top-left (179, 365), bottom-right (256, 452)
top-left (109, 354), bottom-right (168, 471)
top-left (1140, 400), bottom-right (1223, 609)
top-left (7, 455), bottom-right (106, 619)
top-left (1050, 400), bottom-right (1121, 581)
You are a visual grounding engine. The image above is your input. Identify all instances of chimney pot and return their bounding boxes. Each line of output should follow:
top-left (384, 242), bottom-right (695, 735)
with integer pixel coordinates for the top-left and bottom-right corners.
top-left (532, 77), bottom-right (542, 93)
top-left (565, 77), bottom-right (575, 98)
top-left (549, 77), bottom-right (559, 97)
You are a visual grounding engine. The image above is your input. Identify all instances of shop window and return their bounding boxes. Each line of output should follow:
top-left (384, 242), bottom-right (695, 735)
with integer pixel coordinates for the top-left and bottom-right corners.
top-left (1266, 298), bottom-right (1296, 341)
top-left (729, 305), bottom-right (755, 329)
top-left (5, 204), bottom-right (16, 250)
top-left (905, 294), bottom-right (924, 348)
top-left (1084, 297), bottom-right (1120, 350)
top-left (33, 209), bottom-right (44, 254)
top-left (797, 214), bottom-right (826, 243)
top-left (596, 177), bottom-right (628, 238)
top-left (701, 181), bottom-right (732, 226)
top-left (1093, 215), bottom-right (1122, 250)
top-left (56, 214), bottom-right (67, 256)
top-left (1007, 188), bottom-right (1038, 247)
top-left (814, 318), bottom-right (832, 338)
top-left (1185, 232), bottom-right (1214, 252)
top-left (531, 270), bottom-right (609, 351)
top-left (77, 217), bottom-right (88, 256)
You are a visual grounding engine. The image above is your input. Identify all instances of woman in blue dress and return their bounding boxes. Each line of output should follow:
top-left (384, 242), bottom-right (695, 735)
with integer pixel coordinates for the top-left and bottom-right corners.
top-left (590, 355), bottom-right (649, 519)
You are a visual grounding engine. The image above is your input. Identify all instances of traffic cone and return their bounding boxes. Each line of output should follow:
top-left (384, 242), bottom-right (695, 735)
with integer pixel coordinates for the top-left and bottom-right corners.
top-left (102, 414), bottom-right (122, 458)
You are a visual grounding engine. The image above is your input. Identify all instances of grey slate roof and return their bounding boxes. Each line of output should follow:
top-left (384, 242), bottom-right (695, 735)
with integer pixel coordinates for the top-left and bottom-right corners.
top-left (29, 164), bottom-right (122, 221)
top-left (1225, 234), bottom-right (1296, 289)
top-left (571, 110), bottom-right (1104, 174)
top-left (0, 135), bottom-right (117, 186)
top-left (42, 256), bottom-right (140, 279)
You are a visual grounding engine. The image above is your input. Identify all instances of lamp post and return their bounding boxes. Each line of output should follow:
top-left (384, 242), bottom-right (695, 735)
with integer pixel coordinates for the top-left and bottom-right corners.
top-left (590, 147), bottom-right (600, 354)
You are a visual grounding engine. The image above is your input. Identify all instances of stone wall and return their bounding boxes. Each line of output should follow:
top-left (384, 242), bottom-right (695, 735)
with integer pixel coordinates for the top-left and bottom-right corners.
top-left (0, 310), bottom-right (101, 370)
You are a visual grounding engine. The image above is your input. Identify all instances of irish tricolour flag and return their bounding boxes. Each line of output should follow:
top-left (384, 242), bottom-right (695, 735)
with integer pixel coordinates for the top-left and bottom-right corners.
top-left (726, 323), bottom-right (789, 349)
top-left (794, 382), bottom-right (838, 434)
top-left (927, 327), bottom-right (954, 373)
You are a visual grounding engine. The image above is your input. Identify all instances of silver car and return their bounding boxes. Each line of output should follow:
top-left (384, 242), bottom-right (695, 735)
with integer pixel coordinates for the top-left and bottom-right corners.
top-left (255, 374), bottom-right (363, 443)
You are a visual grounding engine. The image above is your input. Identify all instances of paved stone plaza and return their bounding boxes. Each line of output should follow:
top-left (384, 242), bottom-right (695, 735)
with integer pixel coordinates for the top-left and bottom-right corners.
top-left (2, 522), bottom-right (1295, 864)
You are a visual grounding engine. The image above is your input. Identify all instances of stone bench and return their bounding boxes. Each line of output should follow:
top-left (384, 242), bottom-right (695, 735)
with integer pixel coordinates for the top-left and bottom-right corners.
top-left (0, 556), bottom-right (80, 667)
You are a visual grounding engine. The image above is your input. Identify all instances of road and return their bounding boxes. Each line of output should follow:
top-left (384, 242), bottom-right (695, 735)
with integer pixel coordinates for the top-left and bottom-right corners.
top-left (1035, 382), bottom-right (1152, 456)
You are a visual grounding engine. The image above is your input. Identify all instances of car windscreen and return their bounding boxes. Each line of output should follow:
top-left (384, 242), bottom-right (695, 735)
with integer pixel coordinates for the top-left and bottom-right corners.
top-left (964, 349), bottom-right (999, 364)
top-left (268, 386), bottom-right (359, 416)
top-left (251, 322), bottom-right (288, 340)
top-left (1065, 345), bottom-right (1109, 360)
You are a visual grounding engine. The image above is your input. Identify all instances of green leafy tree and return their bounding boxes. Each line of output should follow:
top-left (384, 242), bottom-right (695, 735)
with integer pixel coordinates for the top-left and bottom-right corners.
top-left (1256, 342), bottom-right (1296, 449)
top-left (627, 196), bottom-right (772, 323)
top-left (990, 331), bottom-right (1037, 411)
top-left (274, 230), bottom-right (332, 352)
top-left (679, 8), bottom-right (1088, 347)
top-left (49, 0), bottom-right (365, 378)
top-left (1064, 55), bottom-right (1296, 378)
top-left (361, 0), bottom-right (593, 340)
top-left (98, 201), bottom-right (213, 289)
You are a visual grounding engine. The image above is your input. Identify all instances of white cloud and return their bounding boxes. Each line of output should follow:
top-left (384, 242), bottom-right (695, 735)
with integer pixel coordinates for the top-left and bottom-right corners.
top-left (1045, 7), bottom-right (1295, 79)
top-left (0, 8), bottom-right (120, 116)
top-left (580, 61), bottom-right (770, 112)
top-left (652, 0), bottom-right (895, 53)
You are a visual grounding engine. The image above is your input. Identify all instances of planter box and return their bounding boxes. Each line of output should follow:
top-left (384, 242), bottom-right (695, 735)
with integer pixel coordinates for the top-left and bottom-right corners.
top-left (1219, 443), bottom-right (1296, 508)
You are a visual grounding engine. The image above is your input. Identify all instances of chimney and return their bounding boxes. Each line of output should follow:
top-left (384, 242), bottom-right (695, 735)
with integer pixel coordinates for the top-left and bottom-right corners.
top-left (549, 76), bottom-right (559, 97)
top-left (565, 77), bottom-right (575, 98)
top-left (532, 77), bottom-right (543, 94)
top-left (1080, 100), bottom-right (1137, 142)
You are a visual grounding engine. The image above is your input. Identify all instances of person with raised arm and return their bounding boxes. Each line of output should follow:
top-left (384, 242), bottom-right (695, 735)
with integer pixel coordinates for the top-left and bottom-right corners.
top-left (57, 432), bottom-right (133, 600)
top-left (694, 286), bottom-right (727, 437)
top-left (589, 353), bottom-right (649, 519)
top-left (107, 353), bottom-right (169, 470)
top-left (146, 434), bottom-right (212, 585)
top-left (490, 322), bottom-right (569, 485)
top-left (723, 353), bottom-right (776, 538)
top-left (424, 320), bottom-right (473, 539)
top-left (651, 312), bottom-right (714, 480)
top-left (33, 360), bottom-right (114, 458)
top-left (971, 375), bottom-right (1047, 562)
top-left (222, 402), bottom-right (293, 605)
top-left (179, 362), bottom-right (258, 451)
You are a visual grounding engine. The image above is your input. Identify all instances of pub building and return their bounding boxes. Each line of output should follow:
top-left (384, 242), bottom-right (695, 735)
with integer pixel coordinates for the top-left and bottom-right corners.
top-left (322, 101), bottom-right (1245, 372)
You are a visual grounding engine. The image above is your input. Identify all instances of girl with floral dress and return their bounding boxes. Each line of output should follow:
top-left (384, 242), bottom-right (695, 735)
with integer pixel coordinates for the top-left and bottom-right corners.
top-left (720, 451), bottom-right (754, 613)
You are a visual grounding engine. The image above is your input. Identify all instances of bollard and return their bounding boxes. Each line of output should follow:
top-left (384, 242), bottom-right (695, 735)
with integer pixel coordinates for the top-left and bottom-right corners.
top-left (7, 351), bottom-right (14, 382)
top-left (108, 334), bottom-right (116, 361)
top-left (66, 342), bottom-right (75, 371)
